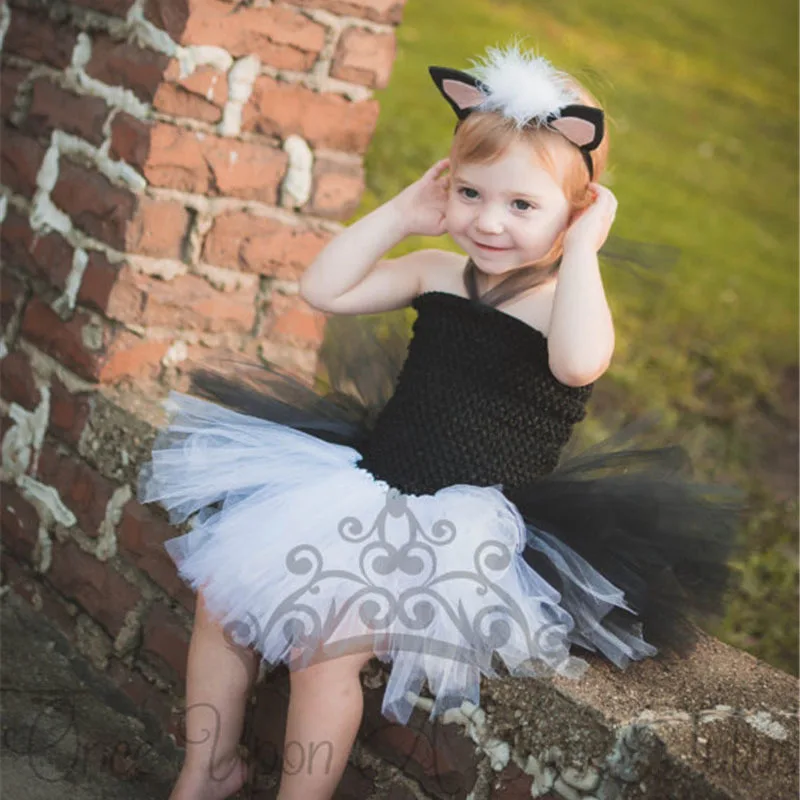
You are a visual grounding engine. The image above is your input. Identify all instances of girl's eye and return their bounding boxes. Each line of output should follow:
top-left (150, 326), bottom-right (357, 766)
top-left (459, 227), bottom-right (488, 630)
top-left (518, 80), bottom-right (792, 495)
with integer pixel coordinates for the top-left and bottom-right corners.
top-left (512, 199), bottom-right (533, 211)
top-left (459, 187), bottom-right (479, 200)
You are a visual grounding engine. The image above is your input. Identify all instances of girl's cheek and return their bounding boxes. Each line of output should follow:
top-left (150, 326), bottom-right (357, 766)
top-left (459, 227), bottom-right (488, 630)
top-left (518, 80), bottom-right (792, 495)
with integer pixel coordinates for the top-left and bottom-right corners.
top-left (443, 203), bottom-right (460, 230)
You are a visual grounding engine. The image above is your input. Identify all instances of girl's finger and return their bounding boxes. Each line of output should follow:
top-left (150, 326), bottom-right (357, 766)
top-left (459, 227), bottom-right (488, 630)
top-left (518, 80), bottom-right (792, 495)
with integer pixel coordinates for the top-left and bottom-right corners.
top-left (429, 158), bottom-right (450, 177)
top-left (594, 184), bottom-right (616, 204)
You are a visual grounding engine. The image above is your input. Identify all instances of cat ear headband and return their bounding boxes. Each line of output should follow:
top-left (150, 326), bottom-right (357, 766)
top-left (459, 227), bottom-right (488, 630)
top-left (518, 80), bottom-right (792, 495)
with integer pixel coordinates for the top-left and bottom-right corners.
top-left (429, 46), bottom-right (604, 180)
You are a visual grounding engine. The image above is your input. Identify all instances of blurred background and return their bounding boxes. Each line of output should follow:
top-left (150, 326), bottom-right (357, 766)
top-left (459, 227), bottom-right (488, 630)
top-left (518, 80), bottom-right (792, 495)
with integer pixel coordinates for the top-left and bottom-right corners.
top-left (344, 0), bottom-right (799, 674)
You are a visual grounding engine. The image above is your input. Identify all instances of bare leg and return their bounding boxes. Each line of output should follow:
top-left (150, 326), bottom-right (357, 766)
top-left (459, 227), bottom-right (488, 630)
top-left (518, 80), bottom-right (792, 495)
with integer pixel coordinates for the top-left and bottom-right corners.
top-left (171, 590), bottom-right (259, 800)
top-left (277, 648), bottom-right (374, 800)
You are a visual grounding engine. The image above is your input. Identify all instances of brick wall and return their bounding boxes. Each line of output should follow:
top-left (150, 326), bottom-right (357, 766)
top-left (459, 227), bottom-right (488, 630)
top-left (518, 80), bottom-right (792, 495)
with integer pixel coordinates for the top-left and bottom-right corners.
top-left (0, 0), bottom-right (411, 775)
top-left (3, 3), bottom-right (797, 798)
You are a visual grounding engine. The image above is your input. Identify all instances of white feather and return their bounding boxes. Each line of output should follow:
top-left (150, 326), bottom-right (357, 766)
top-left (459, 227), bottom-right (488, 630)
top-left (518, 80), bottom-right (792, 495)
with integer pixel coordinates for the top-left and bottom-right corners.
top-left (468, 43), bottom-right (580, 128)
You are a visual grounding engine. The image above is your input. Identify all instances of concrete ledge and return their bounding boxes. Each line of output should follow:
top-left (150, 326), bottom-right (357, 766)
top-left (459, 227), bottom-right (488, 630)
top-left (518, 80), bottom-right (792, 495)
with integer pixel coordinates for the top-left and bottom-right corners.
top-left (356, 635), bottom-right (797, 799)
top-left (8, 382), bottom-right (798, 800)
top-left (0, 592), bottom-right (181, 799)
top-left (485, 632), bottom-right (797, 799)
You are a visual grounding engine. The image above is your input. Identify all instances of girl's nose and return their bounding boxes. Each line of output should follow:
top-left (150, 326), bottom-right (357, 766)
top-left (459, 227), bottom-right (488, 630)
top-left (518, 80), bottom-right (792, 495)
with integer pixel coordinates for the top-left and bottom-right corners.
top-left (475, 206), bottom-right (504, 234)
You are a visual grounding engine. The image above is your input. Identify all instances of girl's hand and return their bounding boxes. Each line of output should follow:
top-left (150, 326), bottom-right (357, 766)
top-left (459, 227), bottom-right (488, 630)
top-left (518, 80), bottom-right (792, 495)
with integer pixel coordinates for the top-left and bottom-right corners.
top-left (564, 183), bottom-right (618, 253)
top-left (390, 158), bottom-right (450, 238)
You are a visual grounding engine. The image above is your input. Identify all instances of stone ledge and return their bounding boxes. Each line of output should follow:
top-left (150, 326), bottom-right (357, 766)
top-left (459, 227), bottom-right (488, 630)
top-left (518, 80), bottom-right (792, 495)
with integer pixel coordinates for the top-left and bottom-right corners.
top-left (474, 635), bottom-right (795, 799)
top-left (48, 383), bottom-right (800, 799)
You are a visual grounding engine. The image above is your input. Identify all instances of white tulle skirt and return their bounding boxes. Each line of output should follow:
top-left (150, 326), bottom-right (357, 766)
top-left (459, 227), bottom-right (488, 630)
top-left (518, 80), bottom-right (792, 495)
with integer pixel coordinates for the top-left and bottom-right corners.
top-left (139, 392), bottom-right (657, 725)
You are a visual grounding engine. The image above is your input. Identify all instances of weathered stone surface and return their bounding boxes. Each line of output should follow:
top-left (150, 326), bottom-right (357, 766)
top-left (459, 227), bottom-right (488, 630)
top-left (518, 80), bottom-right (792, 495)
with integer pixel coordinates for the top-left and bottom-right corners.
top-left (485, 638), bottom-right (798, 800)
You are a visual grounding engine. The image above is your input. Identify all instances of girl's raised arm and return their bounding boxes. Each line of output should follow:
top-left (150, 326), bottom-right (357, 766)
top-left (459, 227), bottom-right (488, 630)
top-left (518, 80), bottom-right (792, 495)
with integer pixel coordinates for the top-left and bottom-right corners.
top-left (299, 159), bottom-right (451, 315)
top-left (547, 184), bottom-right (617, 386)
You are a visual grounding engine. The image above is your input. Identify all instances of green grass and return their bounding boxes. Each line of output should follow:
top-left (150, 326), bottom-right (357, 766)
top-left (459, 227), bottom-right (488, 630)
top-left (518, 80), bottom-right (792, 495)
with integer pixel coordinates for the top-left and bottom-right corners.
top-left (345, 0), bottom-right (798, 672)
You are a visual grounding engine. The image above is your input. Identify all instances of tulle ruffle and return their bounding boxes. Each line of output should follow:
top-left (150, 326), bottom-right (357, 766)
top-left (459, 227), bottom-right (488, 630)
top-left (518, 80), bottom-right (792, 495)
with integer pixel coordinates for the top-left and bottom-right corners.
top-left (139, 392), bottom-right (661, 725)
top-left (183, 310), bottom-right (744, 655)
top-left (139, 310), bottom-right (744, 724)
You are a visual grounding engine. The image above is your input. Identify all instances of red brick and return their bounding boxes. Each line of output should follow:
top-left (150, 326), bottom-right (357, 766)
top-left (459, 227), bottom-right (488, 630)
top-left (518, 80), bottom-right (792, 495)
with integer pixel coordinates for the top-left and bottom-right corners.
top-left (0, 209), bottom-right (74, 289)
top-left (106, 659), bottom-right (176, 731)
top-left (85, 35), bottom-right (170, 103)
top-left (1, 552), bottom-right (28, 590)
top-left (141, 0), bottom-right (189, 38)
top-left (1, 66), bottom-right (27, 120)
top-left (25, 79), bottom-right (108, 145)
top-left (21, 298), bottom-right (106, 380)
top-left (4, 9), bottom-right (77, 69)
top-left (1, 554), bottom-right (80, 644)
top-left (20, 298), bottom-right (169, 383)
top-left (47, 538), bottom-right (142, 638)
top-left (0, 349), bottom-right (41, 409)
top-left (360, 699), bottom-right (479, 798)
top-left (154, 63), bottom-right (228, 123)
top-left (100, 332), bottom-right (172, 383)
top-left (118, 498), bottom-right (195, 612)
top-left (1, 270), bottom-right (29, 336)
top-left (331, 28), bottom-right (395, 89)
top-left (145, 273), bottom-right (257, 332)
top-left (127, 198), bottom-right (190, 260)
top-left (289, 0), bottom-right (406, 23)
top-left (146, 0), bottom-right (325, 71)
top-left (49, 377), bottom-right (92, 447)
top-left (142, 604), bottom-right (191, 683)
top-left (77, 251), bottom-right (132, 315)
top-left (0, 124), bottom-right (46, 197)
top-left (112, 119), bottom-right (206, 193)
top-left (81, 263), bottom-right (255, 333)
top-left (490, 763), bottom-right (536, 799)
top-left (206, 138), bottom-right (287, 204)
top-left (1, 484), bottom-right (40, 564)
top-left (78, 253), bottom-right (151, 327)
top-left (111, 117), bottom-right (287, 201)
top-left (202, 210), bottom-right (331, 280)
top-left (71, 0), bottom-right (136, 16)
top-left (51, 159), bottom-right (137, 250)
top-left (307, 158), bottom-right (364, 220)
top-left (1, 268), bottom-right (27, 303)
top-left (261, 291), bottom-right (327, 348)
top-left (108, 113), bottom-right (150, 170)
top-left (36, 443), bottom-right (116, 537)
top-left (243, 76), bottom-right (380, 154)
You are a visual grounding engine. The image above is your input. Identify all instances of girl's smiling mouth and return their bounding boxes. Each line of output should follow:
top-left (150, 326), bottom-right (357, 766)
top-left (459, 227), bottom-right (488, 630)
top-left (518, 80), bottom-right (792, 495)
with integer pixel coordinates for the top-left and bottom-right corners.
top-left (472, 241), bottom-right (512, 252)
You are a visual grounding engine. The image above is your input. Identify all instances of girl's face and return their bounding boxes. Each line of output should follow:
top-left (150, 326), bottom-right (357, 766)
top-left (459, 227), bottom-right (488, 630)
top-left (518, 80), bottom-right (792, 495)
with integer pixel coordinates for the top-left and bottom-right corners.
top-left (446, 140), bottom-right (571, 276)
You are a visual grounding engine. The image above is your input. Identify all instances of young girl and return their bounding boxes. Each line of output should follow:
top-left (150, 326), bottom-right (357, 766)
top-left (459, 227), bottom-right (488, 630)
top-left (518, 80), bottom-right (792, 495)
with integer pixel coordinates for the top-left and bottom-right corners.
top-left (139, 44), bottom-right (741, 800)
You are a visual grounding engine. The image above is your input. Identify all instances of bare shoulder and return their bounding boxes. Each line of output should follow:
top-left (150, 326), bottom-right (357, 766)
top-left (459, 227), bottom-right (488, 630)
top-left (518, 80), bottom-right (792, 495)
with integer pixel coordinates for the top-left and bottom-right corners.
top-left (417, 249), bottom-right (468, 294)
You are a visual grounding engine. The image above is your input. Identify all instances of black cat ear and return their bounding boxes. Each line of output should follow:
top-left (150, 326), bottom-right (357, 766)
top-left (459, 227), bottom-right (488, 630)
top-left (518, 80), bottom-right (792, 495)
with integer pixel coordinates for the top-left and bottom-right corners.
top-left (429, 66), bottom-right (487, 120)
top-left (548, 105), bottom-right (605, 151)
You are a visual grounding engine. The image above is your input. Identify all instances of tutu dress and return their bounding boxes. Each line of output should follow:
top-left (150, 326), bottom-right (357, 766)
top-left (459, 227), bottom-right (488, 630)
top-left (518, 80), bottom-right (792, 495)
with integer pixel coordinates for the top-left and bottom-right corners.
top-left (138, 288), bottom-right (742, 726)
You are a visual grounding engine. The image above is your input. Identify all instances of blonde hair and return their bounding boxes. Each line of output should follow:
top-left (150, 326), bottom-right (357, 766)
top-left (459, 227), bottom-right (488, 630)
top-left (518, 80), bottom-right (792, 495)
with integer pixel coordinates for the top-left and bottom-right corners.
top-left (449, 81), bottom-right (609, 307)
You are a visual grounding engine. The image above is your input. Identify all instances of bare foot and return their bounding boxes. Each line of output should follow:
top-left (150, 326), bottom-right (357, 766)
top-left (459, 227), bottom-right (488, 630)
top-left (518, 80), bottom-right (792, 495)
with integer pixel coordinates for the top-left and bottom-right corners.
top-left (170, 753), bottom-right (250, 800)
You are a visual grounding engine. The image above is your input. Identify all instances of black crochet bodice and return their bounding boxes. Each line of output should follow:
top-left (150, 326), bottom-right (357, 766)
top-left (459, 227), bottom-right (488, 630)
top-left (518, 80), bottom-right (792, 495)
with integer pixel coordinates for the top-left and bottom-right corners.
top-left (355, 291), bottom-right (594, 495)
